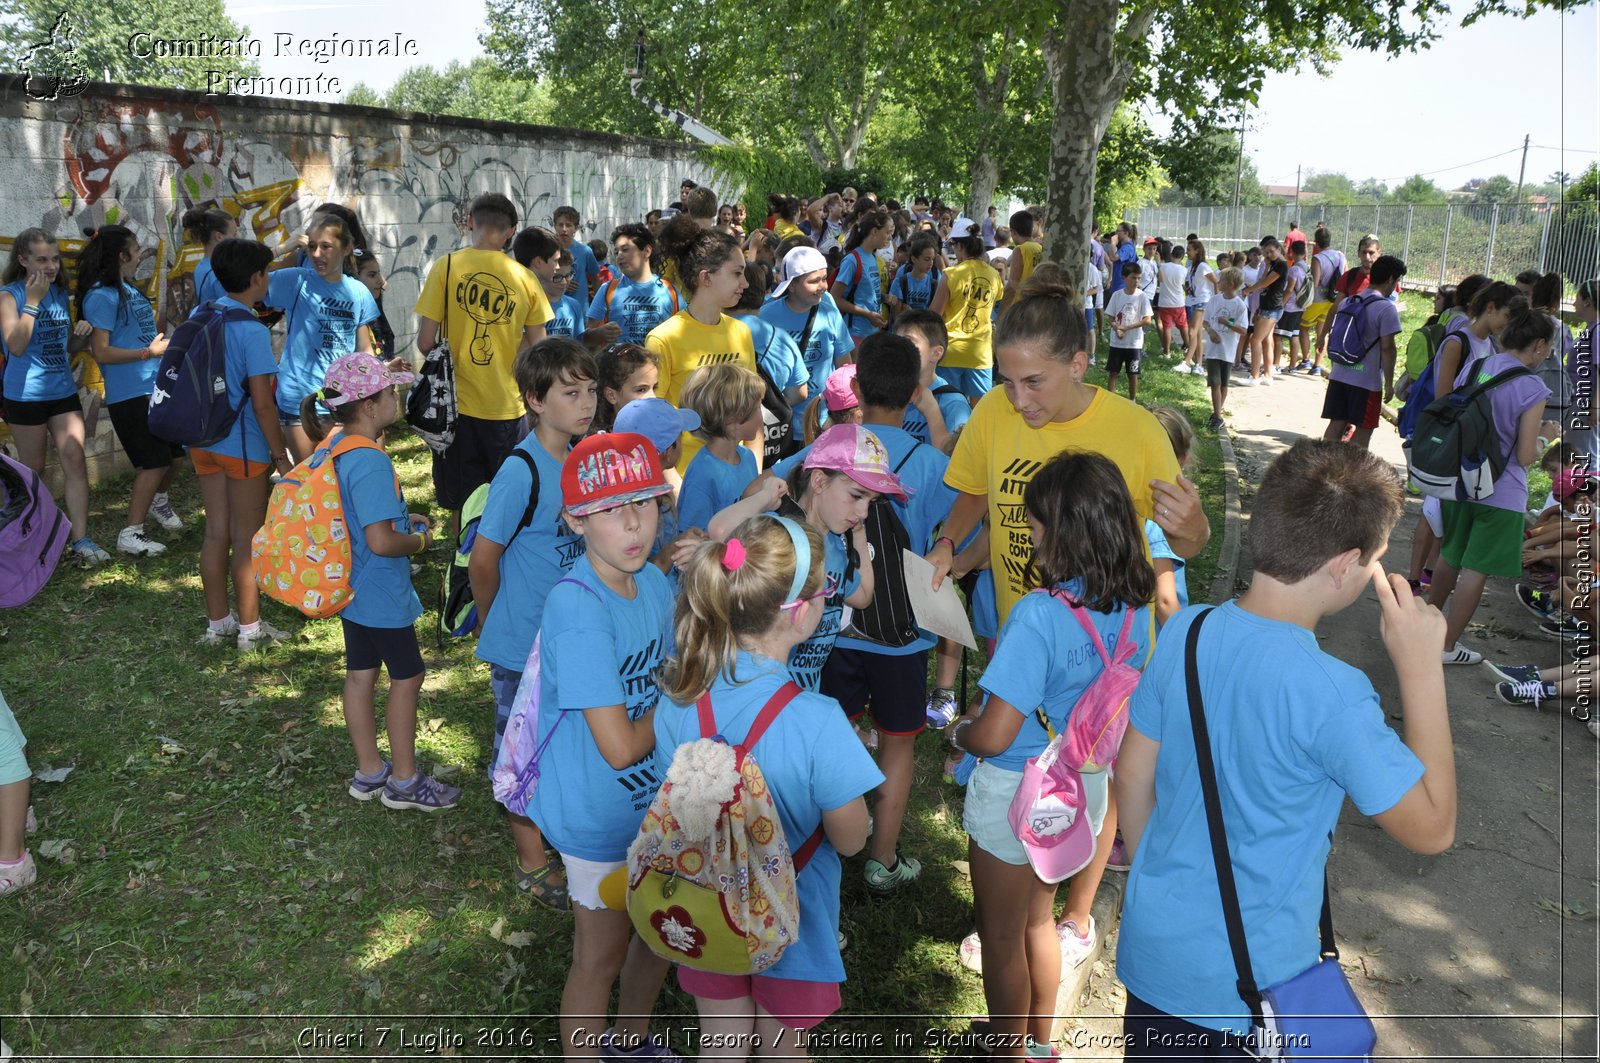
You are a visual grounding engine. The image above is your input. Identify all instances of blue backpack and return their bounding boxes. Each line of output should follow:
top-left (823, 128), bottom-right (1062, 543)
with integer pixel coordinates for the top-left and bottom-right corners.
top-left (1398, 324), bottom-right (1472, 441)
top-left (147, 300), bottom-right (260, 447)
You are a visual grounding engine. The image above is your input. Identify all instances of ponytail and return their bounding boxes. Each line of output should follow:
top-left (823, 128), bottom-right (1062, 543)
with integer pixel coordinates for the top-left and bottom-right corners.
top-left (1501, 303), bottom-right (1555, 354)
top-left (802, 393), bottom-right (827, 444)
top-left (183, 204), bottom-right (234, 247)
top-left (299, 384), bottom-right (369, 444)
top-left (300, 393), bottom-right (333, 444)
top-left (843, 210), bottom-right (890, 254)
top-left (1530, 270), bottom-right (1564, 313)
top-left (662, 222), bottom-right (740, 297)
top-left (74, 224), bottom-right (136, 318)
top-left (1469, 281), bottom-right (1521, 319)
top-left (660, 515), bottom-right (824, 704)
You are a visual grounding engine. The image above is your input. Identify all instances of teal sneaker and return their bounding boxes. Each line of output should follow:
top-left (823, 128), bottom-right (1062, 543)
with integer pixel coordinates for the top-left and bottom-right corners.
top-left (864, 852), bottom-right (922, 895)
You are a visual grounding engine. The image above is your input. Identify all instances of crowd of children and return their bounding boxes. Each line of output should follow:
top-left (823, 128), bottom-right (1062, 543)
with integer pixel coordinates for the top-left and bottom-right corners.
top-left (3, 177), bottom-right (1596, 1063)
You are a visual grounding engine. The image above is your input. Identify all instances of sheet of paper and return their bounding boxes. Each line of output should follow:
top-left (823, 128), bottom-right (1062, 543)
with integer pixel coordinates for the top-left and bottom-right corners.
top-left (902, 548), bottom-right (977, 650)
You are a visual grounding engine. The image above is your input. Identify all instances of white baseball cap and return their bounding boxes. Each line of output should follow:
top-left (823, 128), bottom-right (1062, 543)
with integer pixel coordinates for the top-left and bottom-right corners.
top-left (771, 246), bottom-right (829, 299)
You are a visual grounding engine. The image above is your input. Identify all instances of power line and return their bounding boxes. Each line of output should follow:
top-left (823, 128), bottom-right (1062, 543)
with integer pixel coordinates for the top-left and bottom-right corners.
top-left (1374, 146), bottom-right (1524, 183)
top-left (1533, 144), bottom-right (1599, 154)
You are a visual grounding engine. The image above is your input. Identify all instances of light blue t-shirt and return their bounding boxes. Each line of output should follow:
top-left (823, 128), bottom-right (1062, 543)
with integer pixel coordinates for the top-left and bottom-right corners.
top-left (890, 265), bottom-right (940, 311)
top-left (0, 283), bottom-right (73, 402)
top-left (759, 294), bottom-right (853, 401)
top-left (654, 651), bottom-right (884, 982)
top-left (544, 293), bottom-right (587, 340)
top-left (901, 386), bottom-right (972, 445)
top-left (1145, 519), bottom-right (1188, 616)
top-left (741, 313), bottom-right (808, 394)
top-left (677, 445), bottom-right (758, 533)
top-left (474, 437), bottom-right (585, 671)
top-left (587, 275), bottom-right (679, 345)
top-left (200, 297), bottom-right (277, 464)
top-left (978, 584), bottom-right (1152, 773)
top-left (781, 507), bottom-right (861, 691)
top-left (192, 258), bottom-right (225, 307)
top-left (82, 282), bottom-right (159, 404)
top-left (266, 268), bottom-right (380, 415)
top-left (776, 426), bottom-right (956, 657)
top-left (566, 240), bottom-right (601, 313)
top-left (334, 443), bottom-right (422, 629)
top-left (835, 250), bottom-right (883, 339)
top-left (1117, 603), bottom-right (1425, 1035)
top-left (526, 557), bottom-right (674, 861)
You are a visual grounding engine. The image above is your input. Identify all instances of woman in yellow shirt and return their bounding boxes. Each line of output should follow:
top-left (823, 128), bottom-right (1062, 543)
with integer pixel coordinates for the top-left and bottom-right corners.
top-left (930, 229), bottom-right (1004, 399)
top-left (645, 228), bottom-right (757, 470)
top-left (768, 193), bottom-right (804, 244)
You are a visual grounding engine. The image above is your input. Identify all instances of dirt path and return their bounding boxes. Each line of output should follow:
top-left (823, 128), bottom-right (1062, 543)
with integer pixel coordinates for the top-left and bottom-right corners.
top-left (1063, 365), bottom-right (1598, 1061)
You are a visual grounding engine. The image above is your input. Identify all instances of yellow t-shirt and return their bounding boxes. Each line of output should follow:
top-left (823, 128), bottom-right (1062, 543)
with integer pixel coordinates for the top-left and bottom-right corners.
top-left (772, 219), bottom-right (804, 244)
top-left (945, 386), bottom-right (1180, 626)
top-left (1017, 241), bottom-right (1042, 284)
top-left (645, 310), bottom-right (757, 469)
top-left (414, 249), bottom-right (552, 421)
top-left (942, 258), bottom-right (1004, 370)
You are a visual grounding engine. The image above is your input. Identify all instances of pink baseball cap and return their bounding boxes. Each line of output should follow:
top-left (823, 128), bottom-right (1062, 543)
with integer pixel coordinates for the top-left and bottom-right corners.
top-left (1555, 468), bottom-right (1595, 502)
top-left (319, 352), bottom-right (416, 407)
top-left (802, 424), bottom-right (907, 501)
top-left (1006, 743), bottom-right (1096, 884)
top-left (822, 364), bottom-right (859, 415)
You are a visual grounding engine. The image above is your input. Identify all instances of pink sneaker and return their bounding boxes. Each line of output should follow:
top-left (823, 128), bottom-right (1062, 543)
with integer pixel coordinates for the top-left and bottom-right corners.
top-left (1056, 915), bottom-right (1096, 969)
top-left (1107, 835), bottom-right (1130, 872)
top-left (0, 851), bottom-right (37, 896)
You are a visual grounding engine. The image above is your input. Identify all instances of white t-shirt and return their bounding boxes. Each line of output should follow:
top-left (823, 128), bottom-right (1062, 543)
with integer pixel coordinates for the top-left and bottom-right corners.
top-left (1084, 262), bottom-right (1104, 310)
top-left (1202, 293), bottom-right (1248, 361)
top-left (1187, 260), bottom-right (1217, 305)
top-left (986, 247), bottom-right (1013, 271)
top-left (1158, 262), bottom-right (1186, 307)
top-left (1106, 289), bottom-right (1153, 350)
top-left (1139, 258), bottom-right (1159, 298)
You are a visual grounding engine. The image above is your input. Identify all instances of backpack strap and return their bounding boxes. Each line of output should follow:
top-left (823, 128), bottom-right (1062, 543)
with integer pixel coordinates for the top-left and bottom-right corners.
top-left (506, 449), bottom-right (541, 547)
top-left (601, 277), bottom-right (621, 321)
top-left (664, 278), bottom-right (681, 314)
top-left (844, 250), bottom-right (866, 317)
top-left (797, 304), bottom-right (821, 357)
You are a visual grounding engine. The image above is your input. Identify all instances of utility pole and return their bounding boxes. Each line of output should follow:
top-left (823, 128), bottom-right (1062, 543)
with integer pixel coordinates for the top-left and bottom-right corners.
top-left (1293, 165), bottom-right (1301, 219)
top-left (1231, 119), bottom-right (1245, 242)
top-left (1514, 133), bottom-right (1531, 202)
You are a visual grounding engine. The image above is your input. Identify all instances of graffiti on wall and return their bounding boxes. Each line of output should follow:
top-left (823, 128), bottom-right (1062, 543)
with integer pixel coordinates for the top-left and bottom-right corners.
top-left (4, 87), bottom-right (717, 356)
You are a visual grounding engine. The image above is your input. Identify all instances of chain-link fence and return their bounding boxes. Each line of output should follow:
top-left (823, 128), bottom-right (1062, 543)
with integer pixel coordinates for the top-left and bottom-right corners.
top-left (1131, 202), bottom-right (1600, 300)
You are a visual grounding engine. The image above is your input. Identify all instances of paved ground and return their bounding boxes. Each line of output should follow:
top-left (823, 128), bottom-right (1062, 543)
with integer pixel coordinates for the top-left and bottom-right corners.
top-left (1062, 361), bottom-right (1599, 1061)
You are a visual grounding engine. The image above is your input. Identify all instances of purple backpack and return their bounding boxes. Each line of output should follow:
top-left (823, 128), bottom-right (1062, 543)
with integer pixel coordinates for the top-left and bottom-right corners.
top-left (0, 453), bottom-right (70, 607)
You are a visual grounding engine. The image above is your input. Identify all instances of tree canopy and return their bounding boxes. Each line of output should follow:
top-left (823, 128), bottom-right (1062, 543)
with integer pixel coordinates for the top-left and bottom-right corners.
top-left (0, 0), bottom-right (258, 91)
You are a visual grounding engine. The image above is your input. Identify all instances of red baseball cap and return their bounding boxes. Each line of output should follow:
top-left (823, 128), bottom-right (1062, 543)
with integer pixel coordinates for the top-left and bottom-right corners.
top-left (561, 433), bottom-right (672, 516)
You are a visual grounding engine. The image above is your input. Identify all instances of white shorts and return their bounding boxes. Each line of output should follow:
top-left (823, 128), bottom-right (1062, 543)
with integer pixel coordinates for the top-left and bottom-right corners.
top-left (556, 852), bottom-right (626, 911)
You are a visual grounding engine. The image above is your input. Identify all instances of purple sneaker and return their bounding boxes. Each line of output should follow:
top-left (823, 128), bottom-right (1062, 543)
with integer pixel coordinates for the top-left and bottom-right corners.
top-left (599, 1030), bottom-right (685, 1061)
top-left (348, 761), bottom-right (392, 801)
top-left (380, 772), bottom-right (461, 812)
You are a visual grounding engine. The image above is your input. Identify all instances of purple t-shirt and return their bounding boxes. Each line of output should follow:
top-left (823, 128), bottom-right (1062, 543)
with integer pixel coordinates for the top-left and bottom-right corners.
top-left (1451, 351), bottom-right (1549, 512)
top-left (1432, 324), bottom-right (1496, 393)
top-left (1328, 292), bottom-right (1402, 392)
top-left (1285, 263), bottom-right (1309, 313)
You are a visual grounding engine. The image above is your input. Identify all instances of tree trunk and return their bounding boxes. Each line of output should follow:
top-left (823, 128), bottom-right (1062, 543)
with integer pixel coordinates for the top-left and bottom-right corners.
top-left (968, 151), bottom-right (1000, 222)
top-left (1039, 1), bottom-right (1153, 294)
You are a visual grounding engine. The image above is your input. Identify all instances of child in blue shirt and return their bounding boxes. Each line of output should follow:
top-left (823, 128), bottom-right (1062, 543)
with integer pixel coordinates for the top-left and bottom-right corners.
top-left (264, 214), bottom-right (380, 460)
top-left (677, 364), bottom-right (764, 533)
top-left (1116, 440), bottom-right (1456, 1054)
top-left (832, 213), bottom-right (892, 343)
top-left (656, 514), bottom-right (883, 1048)
top-left (888, 231), bottom-right (943, 314)
top-left (0, 228), bottom-right (104, 561)
top-left (299, 352), bottom-right (459, 813)
top-left (187, 239), bottom-right (296, 649)
top-left (947, 451), bottom-right (1155, 1062)
top-left (524, 431), bottom-right (682, 1062)
top-left (613, 396), bottom-right (703, 575)
top-left (1148, 406), bottom-right (1195, 624)
top-left (759, 246), bottom-right (853, 433)
top-left (76, 225), bottom-right (184, 558)
top-left (469, 337), bottom-right (596, 911)
top-left (893, 309), bottom-right (971, 454)
top-left (182, 203), bottom-right (236, 310)
top-left (513, 228), bottom-right (587, 342)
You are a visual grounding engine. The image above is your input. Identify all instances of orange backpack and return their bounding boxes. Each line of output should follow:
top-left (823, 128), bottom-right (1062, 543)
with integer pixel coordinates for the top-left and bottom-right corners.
top-left (252, 433), bottom-right (388, 618)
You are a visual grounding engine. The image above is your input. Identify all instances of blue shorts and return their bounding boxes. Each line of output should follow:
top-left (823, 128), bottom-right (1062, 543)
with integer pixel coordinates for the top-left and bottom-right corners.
top-left (490, 664), bottom-right (522, 758)
top-left (1256, 307), bottom-right (1285, 322)
top-left (1085, 308), bottom-right (1097, 330)
top-left (936, 366), bottom-right (992, 401)
top-left (0, 689), bottom-right (29, 787)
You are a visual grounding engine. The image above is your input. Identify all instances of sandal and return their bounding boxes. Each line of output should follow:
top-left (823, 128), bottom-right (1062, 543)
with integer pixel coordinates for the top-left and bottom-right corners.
top-left (515, 859), bottom-right (571, 912)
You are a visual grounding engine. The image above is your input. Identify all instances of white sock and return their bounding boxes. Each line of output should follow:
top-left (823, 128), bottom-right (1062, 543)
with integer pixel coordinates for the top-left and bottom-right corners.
top-left (238, 620), bottom-right (261, 637)
top-left (208, 614), bottom-right (237, 633)
top-left (124, 523), bottom-right (144, 535)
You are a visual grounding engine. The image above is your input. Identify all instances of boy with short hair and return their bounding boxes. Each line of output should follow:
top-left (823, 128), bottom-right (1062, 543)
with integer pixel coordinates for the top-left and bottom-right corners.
top-left (893, 309), bottom-right (970, 453)
top-left (1321, 255), bottom-right (1406, 451)
top-left (551, 205), bottom-right (602, 310)
top-left (1201, 267), bottom-right (1249, 429)
top-left (1105, 261), bottom-right (1154, 402)
top-left (416, 193), bottom-right (552, 523)
top-left (468, 337), bottom-right (598, 912)
top-left (586, 223), bottom-right (680, 348)
top-left (513, 230), bottom-right (584, 341)
top-left (1116, 440), bottom-right (1457, 1053)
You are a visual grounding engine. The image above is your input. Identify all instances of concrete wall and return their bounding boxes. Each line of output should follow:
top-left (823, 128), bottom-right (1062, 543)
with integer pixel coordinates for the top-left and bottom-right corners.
top-left (0, 76), bottom-right (718, 490)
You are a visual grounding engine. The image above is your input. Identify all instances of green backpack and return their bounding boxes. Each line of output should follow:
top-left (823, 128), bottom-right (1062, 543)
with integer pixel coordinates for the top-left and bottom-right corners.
top-left (438, 450), bottom-right (538, 640)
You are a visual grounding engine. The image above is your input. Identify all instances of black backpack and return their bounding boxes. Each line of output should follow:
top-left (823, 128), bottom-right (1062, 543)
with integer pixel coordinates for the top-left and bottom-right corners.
top-left (755, 330), bottom-right (798, 467)
top-left (840, 444), bottom-right (924, 648)
top-left (438, 450), bottom-right (539, 642)
top-left (1408, 355), bottom-right (1533, 502)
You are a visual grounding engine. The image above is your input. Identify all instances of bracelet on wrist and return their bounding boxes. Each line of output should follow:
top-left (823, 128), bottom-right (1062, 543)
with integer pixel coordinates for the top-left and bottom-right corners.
top-left (21, 304), bottom-right (40, 317)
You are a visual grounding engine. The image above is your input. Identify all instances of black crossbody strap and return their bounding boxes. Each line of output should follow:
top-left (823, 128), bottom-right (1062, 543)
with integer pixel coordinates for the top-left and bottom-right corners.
top-left (1185, 608), bottom-right (1336, 1027)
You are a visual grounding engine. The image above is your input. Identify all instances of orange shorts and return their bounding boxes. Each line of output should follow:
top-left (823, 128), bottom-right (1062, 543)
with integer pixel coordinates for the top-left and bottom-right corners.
top-left (190, 447), bottom-right (269, 480)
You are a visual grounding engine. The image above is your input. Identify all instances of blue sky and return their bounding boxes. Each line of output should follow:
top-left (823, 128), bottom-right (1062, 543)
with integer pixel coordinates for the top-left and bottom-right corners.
top-left (224, 2), bottom-right (1597, 193)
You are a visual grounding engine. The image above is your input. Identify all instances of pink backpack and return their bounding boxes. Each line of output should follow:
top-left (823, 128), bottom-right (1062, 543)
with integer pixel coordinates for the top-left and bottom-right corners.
top-left (1040, 588), bottom-right (1144, 773)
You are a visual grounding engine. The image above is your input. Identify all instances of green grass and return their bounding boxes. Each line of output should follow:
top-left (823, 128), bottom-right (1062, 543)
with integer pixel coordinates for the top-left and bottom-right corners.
top-left (0, 429), bottom-right (1000, 1058)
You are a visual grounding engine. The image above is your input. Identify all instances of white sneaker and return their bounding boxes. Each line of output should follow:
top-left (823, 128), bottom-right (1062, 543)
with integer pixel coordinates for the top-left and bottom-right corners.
top-left (0, 850), bottom-right (36, 895)
top-left (1235, 376), bottom-right (1256, 387)
top-left (237, 619), bottom-right (291, 651)
top-left (116, 525), bottom-right (167, 557)
top-left (958, 929), bottom-right (983, 972)
top-left (1057, 915), bottom-right (1097, 969)
top-left (1442, 646), bottom-right (1483, 666)
top-left (71, 537), bottom-right (111, 564)
top-left (1190, 363), bottom-right (1205, 375)
top-left (149, 496), bottom-right (183, 531)
top-left (1259, 374), bottom-right (1273, 387)
top-left (199, 616), bottom-right (240, 645)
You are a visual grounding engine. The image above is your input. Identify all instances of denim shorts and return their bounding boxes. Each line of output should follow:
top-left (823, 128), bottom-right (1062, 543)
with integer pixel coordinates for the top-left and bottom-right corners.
top-left (1257, 307), bottom-right (1285, 322)
top-left (935, 366), bottom-right (993, 401)
top-left (962, 758), bottom-right (1109, 866)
